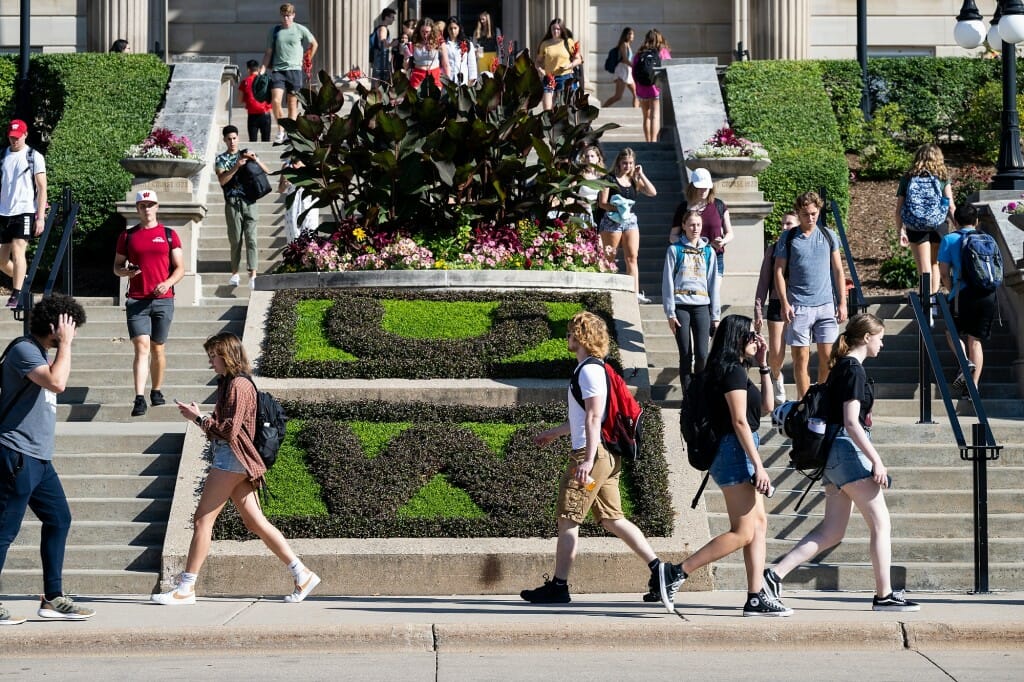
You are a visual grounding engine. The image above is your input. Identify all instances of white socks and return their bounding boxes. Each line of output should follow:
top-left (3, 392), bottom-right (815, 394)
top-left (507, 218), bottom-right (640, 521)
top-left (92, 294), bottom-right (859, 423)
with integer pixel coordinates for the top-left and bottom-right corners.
top-left (287, 559), bottom-right (307, 581)
top-left (177, 572), bottom-right (197, 594)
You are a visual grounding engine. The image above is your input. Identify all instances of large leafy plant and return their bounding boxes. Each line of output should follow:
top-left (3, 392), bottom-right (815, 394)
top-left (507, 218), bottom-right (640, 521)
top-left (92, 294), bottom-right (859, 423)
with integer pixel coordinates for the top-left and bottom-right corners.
top-left (280, 52), bottom-right (615, 238)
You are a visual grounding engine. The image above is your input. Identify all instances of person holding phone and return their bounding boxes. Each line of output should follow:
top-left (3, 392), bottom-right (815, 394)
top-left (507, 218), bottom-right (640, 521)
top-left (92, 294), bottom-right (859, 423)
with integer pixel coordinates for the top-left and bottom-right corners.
top-left (152, 332), bottom-right (320, 605)
top-left (597, 147), bottom-right (656, 303)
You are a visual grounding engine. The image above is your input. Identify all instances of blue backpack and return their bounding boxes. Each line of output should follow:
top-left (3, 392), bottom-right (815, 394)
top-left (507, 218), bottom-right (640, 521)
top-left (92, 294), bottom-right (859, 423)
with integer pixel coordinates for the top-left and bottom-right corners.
top-left (900, 174), bottom-right (947, 229)
top-left (957, 229), bottom-right (1003, 294)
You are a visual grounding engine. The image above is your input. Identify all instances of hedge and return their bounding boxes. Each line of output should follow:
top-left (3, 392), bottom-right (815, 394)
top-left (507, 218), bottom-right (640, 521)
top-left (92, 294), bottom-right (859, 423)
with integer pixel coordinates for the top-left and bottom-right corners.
top-left (723, 60), bottom-right (849, 237)
top-left (0, 54), bottom-right (169, 264)
top-left (260, 288), bottom-right (621, 380)
top-left (212, 400), bottom-right (674, 540)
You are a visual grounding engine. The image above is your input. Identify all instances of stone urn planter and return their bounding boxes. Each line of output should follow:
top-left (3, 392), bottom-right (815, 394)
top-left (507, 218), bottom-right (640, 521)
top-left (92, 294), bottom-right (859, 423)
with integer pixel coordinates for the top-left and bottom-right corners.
top-left (685, 156), bottom-right (771, 177)
top-left (119, 157), bottom-right (204, 178)
top-left (1007, 213), bottom-right (1024, 231)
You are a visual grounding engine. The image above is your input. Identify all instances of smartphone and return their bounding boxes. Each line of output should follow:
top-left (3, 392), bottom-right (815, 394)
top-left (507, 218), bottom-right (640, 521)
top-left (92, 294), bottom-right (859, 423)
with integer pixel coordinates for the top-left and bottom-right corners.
top-left (125, 262), bottom-right (140, 272)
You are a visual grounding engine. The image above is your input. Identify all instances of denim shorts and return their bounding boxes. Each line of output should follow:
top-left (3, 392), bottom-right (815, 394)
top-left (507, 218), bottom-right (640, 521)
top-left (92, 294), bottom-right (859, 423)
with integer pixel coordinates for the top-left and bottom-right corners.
top-left (709, 432), bottom-right (758, 488)
top-left (822, 429), bottom-right (873, 488)
top-left (210, 440), bottom-right (247, 475)
top-left (598, 214), bottom-right (639, 233)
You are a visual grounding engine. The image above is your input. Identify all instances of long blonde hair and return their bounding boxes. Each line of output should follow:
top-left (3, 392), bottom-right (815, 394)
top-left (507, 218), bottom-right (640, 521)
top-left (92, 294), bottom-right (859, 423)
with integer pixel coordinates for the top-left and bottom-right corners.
top-left (829, 313), bottom-right (884, 368)
top-left (907, 143), bottom-right (948, 181)
top-left (474, 11), bottom-right (493, 41)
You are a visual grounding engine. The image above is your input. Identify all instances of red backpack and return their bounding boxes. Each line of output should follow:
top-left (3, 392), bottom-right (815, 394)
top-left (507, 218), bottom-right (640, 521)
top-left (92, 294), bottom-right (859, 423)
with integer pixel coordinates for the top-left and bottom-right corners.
top-left (570, 357), bottom-right (644, 460)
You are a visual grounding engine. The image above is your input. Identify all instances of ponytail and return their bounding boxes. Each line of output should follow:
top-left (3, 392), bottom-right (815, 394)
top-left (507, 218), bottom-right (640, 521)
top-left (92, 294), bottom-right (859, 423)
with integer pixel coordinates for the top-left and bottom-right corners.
top-left (830, 313), bottom-right (885, 368)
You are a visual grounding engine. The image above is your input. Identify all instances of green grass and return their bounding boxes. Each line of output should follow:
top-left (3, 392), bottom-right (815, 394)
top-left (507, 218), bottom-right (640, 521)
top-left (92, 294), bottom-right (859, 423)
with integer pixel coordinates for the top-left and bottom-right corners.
top-left (500, 301), bottom-right (580, 363)
top-left (348, 421), bottom-right (413, 458)
top-left (380, 300), bottom-right (499, 339)
top-left (262, 420), bottom-right (329, 517)
top-left (460, 422), bottom-right (524, 457)
top-left (397, 474), bottom-right (487, 519)
top-left (294, 300), bottom-right (358, 361)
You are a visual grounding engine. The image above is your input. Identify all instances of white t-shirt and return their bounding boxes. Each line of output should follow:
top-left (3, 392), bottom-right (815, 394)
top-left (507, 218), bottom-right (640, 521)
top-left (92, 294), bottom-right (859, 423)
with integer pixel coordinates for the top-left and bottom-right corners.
top-left (0, 147), bottom-right (46, 217)
top-left (568, 359), bottom-right (607, 450)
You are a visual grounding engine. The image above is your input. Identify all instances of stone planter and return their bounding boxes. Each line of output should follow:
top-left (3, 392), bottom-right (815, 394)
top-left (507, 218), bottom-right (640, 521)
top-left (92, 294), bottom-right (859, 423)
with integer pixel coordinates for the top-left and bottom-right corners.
top-left (119, 157), bottom-right (204, 178)
top-left (1008, 213), bottom-right (1024, 231)
top-left (685, 156), bottom-right (771, 177)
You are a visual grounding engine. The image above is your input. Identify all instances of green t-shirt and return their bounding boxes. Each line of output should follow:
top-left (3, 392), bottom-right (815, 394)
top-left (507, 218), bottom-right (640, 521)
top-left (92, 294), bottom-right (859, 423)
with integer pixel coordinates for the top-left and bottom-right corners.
top-left (268, 23), bottom-right (314, 71)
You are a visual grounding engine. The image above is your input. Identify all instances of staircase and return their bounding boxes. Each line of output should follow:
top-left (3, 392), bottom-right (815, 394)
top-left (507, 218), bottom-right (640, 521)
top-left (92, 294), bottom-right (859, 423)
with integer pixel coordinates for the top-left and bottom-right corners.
top-left (3, 113), bottom-right (290, 595)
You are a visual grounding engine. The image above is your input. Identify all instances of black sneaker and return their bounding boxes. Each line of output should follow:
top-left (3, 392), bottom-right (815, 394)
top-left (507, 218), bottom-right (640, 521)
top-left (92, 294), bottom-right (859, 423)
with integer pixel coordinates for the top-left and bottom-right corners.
top-left (658, 562), bottom-right (685, 613)
top-left (743, 589), bottom-right (793, 617)
top-left (150, 390), bottom-right (166, 407)
top-left (872, 590), bottom-right (920, 612)
top-left (763, 567), bottom-right (782, 601)
top-left (951, 364), bottom-right (976, 398)
top-left (131, 395), bottom-right (147, 417)
top-left (642, 569), bottom-right (660, 602)
top-left (520, 577), bottom-right (570, 604)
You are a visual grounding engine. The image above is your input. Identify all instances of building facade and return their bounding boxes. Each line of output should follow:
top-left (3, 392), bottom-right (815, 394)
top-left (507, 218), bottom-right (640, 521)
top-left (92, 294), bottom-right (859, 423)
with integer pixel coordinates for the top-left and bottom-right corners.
top-left (0, 1), bottom-right (1002, 97)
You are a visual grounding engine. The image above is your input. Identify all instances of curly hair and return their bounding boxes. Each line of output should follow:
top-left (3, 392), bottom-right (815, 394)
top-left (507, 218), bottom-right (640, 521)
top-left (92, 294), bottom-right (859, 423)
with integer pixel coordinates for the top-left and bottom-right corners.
top-left (203, 332), bottom-right (252, 378)
top-left (568, 311), bottom-right (610, 359)
top-left (28, 294), bottom-right (87, 337)
top-left (829, 313), bottom-right (884, 368)
top-left (907, 143), bottom-right (948, 181)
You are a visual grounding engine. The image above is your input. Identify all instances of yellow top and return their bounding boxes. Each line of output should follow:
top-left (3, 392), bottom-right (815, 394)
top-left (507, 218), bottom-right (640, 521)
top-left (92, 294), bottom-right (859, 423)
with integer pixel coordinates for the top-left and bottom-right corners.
top-left (536, 38), bottom-right (576, 76)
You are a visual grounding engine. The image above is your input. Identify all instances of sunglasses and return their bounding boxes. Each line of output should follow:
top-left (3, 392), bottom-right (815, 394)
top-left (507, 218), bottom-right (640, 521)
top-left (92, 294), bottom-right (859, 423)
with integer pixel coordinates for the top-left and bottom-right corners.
top-left (743, 330), bottom-right (757, 345)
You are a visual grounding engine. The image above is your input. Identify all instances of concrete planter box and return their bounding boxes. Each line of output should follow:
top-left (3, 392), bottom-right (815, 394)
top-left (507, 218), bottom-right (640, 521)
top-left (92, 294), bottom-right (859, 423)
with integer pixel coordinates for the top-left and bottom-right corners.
top-left (685, 156), bottom-right (771, 177)
top-left (119, 157), bottom-right (204, 178)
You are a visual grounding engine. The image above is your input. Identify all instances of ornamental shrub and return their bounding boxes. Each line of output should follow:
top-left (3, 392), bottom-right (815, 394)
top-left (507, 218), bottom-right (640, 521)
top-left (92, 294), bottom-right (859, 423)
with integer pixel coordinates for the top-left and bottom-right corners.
top-left (856, 104), bottom-right (928, 180)
top-left (959, 79), bottom-right (1024, 165)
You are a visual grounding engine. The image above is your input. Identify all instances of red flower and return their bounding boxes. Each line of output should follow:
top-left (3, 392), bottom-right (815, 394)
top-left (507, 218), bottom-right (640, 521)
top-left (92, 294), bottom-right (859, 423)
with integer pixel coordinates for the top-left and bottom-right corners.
top-left (490, 57), bottom-right (500, 73)
top-left (459, 39), bottom-right (469, 55)
top-left (571, 42), bottom-right (580, 58)
top-left (302, 48), bottom-right (312, 78)
top-left (545, 74), bottom-right (555, 89)
top-left (497, 35), bottom-right (504, 50)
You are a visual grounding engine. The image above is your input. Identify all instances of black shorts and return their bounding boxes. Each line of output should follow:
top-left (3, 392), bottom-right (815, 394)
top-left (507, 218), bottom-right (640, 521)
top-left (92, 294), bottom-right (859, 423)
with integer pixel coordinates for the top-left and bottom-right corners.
top-left (951, 289), bottom-right (997, 341)
top-left (270, 69), bottom-right (304, 94)
top-left (765, 299), bottom-right (783, 323)
top-left (904, 226), bottom-right (943, 245)
top-left (0, 214), bottom-right (35, 243)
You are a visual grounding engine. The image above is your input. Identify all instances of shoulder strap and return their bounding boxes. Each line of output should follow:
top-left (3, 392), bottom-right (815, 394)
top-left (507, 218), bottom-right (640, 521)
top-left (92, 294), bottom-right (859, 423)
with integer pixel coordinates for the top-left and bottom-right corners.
top-left (0, 336), bottom-right (38, 424)
top-left (671, 242), bottom-right (685, 280)
top-left (703, 244), bottom-right (713, 278)
top-left (714, 198), bottom-right (726, 220)
top-left (570, 356), bottom-right (604, 409)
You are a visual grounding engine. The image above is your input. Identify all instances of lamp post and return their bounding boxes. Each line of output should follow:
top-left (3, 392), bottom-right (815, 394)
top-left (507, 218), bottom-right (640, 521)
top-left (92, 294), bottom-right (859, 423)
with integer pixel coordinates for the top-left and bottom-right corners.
top-left (955, 0), bottom-right (1024, 190)
top-left (16, 0), bottom-right (31, 120)
top-left (857, 0), bottom-right (870, 119)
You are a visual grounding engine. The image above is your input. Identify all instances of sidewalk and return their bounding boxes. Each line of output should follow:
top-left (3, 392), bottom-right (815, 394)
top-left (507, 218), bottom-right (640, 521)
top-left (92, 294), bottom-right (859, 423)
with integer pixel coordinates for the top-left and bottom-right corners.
top-left (2, 591), bottom-right (1023, 656)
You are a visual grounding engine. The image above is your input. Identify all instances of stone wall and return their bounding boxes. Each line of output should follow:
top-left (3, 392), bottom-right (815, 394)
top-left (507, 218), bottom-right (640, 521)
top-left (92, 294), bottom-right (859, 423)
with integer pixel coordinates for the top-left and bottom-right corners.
top-left (0, 0), bottom-right (84, 53)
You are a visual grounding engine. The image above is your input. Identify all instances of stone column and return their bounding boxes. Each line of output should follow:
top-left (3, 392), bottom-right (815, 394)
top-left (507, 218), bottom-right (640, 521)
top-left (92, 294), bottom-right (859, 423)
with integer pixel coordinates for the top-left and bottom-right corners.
top-left (750, 0), bottom-right (809, 60)
top-left (535, 1), bottom-right (589, 90)
top-left (86, 0), bottom-right (150, 54)
top-left (310, 0), bottom-right (372, 80)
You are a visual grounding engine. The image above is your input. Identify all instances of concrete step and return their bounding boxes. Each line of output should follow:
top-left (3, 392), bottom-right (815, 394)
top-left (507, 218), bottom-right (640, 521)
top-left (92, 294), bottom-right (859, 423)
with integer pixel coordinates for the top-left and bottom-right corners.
top-left (68, 368), bottom-right (218, 387)
top-left (709, 561), bottom-right (1024, 592)
top-left (5, 544), bottom-right (160, 571)
top-left (56, 474), bottom-right (175, 499)
top-left (707, 511), bottom-right (1024, 539)
top-left (0, 569), bottom-right (159, 595)
top-left (15, 520), bottom-right (168, 546)
top-left (54, 425), bottom-right (185, 454)
top-left (0, 304), bottom-right (246, 324)
top-left (58, 386), bottom-right (217, 405)
top-left (49, 352), bottom-right (213, 370)
top-left (201, 284), bottom-right (253, 300)
top-left (51, 335), bottom-right (233, 354)
top-left (650, 381), bottom-right (1020, 403)
top-left (54, 452), bottom-right (181, 476)
top-left (65, 497), bottom-right (172, 523)
top-left (57, 402), bottom-right (213, 421)
top-left (703, 488), bottom-right (1023, 514)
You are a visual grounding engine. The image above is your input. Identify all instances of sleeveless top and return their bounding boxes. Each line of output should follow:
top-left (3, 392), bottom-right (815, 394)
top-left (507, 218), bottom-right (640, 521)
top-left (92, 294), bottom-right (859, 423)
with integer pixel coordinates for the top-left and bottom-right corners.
top-left (411, 44), bottom-right (439, 69)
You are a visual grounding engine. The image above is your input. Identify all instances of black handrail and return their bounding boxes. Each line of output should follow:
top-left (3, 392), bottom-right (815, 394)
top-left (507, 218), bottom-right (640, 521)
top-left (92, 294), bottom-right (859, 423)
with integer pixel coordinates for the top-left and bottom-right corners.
top-left (908, 289), bottom-right (1001, 593)
top-left (16, 186), bottom-right (78, 334)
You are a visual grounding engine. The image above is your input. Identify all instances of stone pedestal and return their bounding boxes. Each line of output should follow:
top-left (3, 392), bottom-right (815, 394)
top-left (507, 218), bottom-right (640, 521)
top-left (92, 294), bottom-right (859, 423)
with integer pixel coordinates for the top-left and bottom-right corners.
top-left (116, 177), bottom-right (206, 307)
top-left (311, 0), bottom-right (372, 80)
top-left (750, 0), bottom-right (809, 60)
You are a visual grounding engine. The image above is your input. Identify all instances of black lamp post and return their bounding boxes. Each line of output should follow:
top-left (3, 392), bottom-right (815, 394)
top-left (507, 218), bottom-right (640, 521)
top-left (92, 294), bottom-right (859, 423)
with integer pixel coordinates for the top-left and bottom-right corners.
top-left (856, 0), bottom-right (870, 119)
top-left (955, 0), bottom-right (1024, 190)
top-left (15, 0), bottom-right (31, 121)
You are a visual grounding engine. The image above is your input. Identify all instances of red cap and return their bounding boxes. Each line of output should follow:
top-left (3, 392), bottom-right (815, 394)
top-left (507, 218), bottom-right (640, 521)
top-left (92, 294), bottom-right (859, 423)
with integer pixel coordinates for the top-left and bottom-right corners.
top-left (7, 119), bottom-right (28, 138)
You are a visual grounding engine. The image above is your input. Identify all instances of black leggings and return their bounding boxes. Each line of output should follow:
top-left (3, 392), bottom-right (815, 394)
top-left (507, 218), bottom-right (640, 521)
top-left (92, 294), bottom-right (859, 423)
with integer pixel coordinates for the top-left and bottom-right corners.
top-left (674, 303), bottom-right (711, 388)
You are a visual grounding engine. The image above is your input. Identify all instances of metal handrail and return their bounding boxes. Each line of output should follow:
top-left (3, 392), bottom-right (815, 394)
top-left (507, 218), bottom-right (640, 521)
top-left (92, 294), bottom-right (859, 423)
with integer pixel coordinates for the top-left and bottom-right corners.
top-left (16, 186), bottom-right (78, 334)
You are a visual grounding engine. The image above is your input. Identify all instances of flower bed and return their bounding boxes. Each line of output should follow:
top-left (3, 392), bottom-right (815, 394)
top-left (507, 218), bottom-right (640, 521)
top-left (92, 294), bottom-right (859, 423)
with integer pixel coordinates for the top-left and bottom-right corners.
top-left (688, 126), bottom-right (769, 160)
top-left (212, 400), bottom-right (673, 540)
top-left (259, 288), bottom-right (619, 379)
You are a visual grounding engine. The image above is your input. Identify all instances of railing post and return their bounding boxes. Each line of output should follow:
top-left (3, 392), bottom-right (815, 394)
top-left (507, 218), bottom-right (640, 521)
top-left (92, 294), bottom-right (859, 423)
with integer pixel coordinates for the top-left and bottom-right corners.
top-left (917, 273), bottom-right (934, 424)
top-left (971, 423), bottom-right (990, 593)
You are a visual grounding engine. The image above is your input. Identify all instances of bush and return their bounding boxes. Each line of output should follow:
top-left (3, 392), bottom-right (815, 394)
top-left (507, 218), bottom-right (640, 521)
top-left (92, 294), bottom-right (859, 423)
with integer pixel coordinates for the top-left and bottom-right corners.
top-left (259, 288), bottom-right (619, 380)
top-left (724, 60), bottom-right (849, 237)
top-left (0, 54), bottom-right (169, 263)
top-left (879, 230), bottom-right (918, 289)
top-left (952, 163), bottom-right (992, 205)
top-left (212, 400), bottom-right (674, 540)
top-left (856, 104), bottom-right (928, 180)
top-left (818, 60), bottom-right (866, 151)
top-left (959, 79), bottom-right (1024, 165)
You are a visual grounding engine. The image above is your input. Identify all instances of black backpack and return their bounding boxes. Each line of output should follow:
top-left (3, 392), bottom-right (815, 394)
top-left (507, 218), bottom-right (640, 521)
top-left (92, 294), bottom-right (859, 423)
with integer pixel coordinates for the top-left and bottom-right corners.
top-left (634, 49), bottom-right (661, 87)
top-left (236, 161), bottom-right (273, 204)
top-left (778, 378), bottom-right (838, 511)
top-left (680, 371), bottom-right (719, 471)
top-left (0, 336), bottom-right (36, 485)
top-left (604, 46), bottom-right (619, 74)
top-left (239, 375), bottom-right (287, 470)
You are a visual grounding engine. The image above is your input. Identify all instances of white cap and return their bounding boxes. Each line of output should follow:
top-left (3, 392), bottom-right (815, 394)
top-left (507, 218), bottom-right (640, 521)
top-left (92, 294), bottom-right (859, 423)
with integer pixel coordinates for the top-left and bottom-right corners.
top-left (689, 167), bottom-right (713, 189)
top-left (135, 189), bottom-right (159, 204)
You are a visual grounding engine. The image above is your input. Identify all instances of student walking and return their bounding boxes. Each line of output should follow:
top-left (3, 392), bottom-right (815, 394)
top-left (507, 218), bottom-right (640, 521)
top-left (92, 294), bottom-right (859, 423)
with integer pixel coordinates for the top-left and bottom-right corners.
top-left (406, 17), bottom-right (449, 89)
top-left (633, 29), bottom-right (671, 142)
top-left (669, 168), bottom-right (734, 314)
top-left (754, 211), bottom-right (800, 404)
top-left (443, 16), bottom-right (478, 84)
top-left (0, 294), bottom-right (94, 624)
top-left (662, 209), bottom-right (720, 391)
top-left (535, 18), bottom-right (582, 111)
top-left (657, 314), bottom-right (791, 616)
top-left (597, 148), bottom-right (657, 303)
top-left (602, 27), bottom-right (637, 108)
top-left (113, 190), bottom-right (184, 417)
top-left (521, 312), bottom-right (673, 604)
top-left (773, 191), bottom-right (848, 399)
top-left (215, 125), bottom-right (271, 288)
top-left (938, 203), bottom-right (1001, 397)
top-left (152, 332), bottom-right (320, 605)
top-left (763, 314), bottom-right (920, 613)
top-left (0, 119), bottom-right (47, 310)
top-left (259, 3), bottom-right (318, 144)
top-left (239, 60), bottom-right (273, 142)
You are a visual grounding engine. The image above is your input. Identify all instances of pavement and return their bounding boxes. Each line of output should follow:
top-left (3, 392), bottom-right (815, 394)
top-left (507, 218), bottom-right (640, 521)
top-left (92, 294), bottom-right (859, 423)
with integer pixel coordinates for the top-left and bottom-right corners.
top-left (2, 590), bottom-right (1023, 657)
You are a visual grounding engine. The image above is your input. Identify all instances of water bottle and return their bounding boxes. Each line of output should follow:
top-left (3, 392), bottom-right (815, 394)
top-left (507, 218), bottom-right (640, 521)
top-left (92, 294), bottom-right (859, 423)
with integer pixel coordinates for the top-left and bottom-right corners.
top-left (572, 467), bottom-right (597, 491)
top-left (807, 418), bottom-right (826, 436)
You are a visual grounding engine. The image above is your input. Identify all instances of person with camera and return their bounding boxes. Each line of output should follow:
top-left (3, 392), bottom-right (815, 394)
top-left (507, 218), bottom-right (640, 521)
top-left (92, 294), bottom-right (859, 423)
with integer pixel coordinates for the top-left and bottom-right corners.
top-left (113, 190), bottom-right (184, 417)
top-left (215, 125), bottom-right (271, 290)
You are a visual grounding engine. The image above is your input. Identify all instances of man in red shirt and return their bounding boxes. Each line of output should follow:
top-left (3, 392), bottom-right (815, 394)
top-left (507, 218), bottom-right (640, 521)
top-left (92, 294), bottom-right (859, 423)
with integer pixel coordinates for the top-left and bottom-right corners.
top-left (112, 190), bottom-right (185, 417)
top-left (239, 59), bottom-right (273, 142)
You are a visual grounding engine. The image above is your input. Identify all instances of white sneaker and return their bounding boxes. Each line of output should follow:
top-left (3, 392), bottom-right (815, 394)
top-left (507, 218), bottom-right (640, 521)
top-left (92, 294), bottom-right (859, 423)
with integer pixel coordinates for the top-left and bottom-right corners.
top-left (274, 131), bottom-right (287, 144)
top-left (637, 292), bottom-right (651, 304)
top-left (284, 571), bottom-right (321, 603)
top-left (151, 586), bottom-right (196, 605)
top-left (228, 273), bottom-right (241, 286)
top-left (248, 275), bottom-right (257, 290)
top-left (773, 375), bottom-right (786, 405)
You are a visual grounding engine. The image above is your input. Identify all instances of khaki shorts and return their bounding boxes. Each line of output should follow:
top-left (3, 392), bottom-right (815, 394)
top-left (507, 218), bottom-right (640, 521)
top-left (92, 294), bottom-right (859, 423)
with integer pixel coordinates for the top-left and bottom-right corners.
top-left (556, 445), bottom-right (624, 524)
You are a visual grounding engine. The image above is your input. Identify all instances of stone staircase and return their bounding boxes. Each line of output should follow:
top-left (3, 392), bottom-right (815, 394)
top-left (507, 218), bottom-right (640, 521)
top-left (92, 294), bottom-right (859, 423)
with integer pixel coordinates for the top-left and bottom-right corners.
top-left (3, 116), bottom-right (292, 595)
